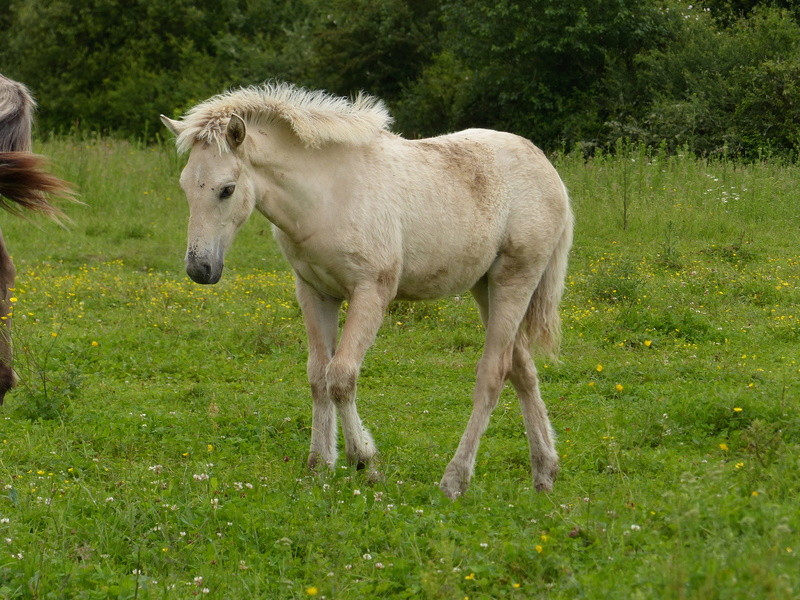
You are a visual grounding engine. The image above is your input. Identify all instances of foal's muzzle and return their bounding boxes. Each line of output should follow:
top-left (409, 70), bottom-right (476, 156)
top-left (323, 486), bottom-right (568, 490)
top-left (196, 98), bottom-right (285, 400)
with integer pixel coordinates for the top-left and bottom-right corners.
top-left (186, 251), bottom-right (223, 284)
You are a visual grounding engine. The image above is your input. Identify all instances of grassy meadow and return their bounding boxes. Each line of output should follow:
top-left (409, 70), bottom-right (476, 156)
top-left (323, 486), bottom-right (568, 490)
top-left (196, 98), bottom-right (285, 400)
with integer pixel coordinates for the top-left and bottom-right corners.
top-left (0, 138), bottom-right (797, 599)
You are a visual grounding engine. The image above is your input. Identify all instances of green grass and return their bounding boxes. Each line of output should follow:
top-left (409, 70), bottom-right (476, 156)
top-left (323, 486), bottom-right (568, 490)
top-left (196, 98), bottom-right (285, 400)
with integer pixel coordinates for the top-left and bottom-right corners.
top-left (0, 139), bottom-right (797, 599)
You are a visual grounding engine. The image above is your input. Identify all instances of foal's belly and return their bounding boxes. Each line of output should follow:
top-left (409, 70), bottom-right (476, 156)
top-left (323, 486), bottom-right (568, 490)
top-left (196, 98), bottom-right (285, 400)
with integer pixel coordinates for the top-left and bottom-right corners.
top-left (396, 255), bottom-right (493, 300)
top-left (395, 220), bottom-right (502, 300)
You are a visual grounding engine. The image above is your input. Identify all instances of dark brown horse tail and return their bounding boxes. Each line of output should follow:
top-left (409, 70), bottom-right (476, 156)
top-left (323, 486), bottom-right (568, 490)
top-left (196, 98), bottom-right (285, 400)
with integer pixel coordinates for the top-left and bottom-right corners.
top-left (0, 151), bottom-right (74, 220)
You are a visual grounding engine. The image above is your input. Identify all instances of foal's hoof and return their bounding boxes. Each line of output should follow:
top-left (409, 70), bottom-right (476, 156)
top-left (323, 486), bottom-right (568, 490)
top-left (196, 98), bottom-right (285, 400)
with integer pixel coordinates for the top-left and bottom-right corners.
top-left (353, 457), bottom-right (384, 483)
top-left (364, 467), bottom-right (385, 484)
top-left (534, 462), bottom-right (559, 492)
top-left (307, 452), bottom-right (334, 472)
top-left (439, 462), bottom-right (471, 499)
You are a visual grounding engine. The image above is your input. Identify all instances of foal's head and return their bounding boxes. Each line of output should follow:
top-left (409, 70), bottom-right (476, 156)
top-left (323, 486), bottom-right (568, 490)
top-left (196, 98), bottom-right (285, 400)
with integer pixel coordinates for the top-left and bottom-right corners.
top-left (161, 114), bottom-right (255, 284)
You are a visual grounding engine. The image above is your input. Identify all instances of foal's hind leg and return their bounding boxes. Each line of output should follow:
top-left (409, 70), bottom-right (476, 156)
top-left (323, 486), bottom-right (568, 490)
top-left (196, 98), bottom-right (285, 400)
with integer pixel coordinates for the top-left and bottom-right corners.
top-left (296, 278), bottom-right (341, 469)
top-left (0, 233), bottom-right (17, 403)
top-left (509, 338), bottom-right (559, 491)
top-left (440, 267), bottom-right (538, 499)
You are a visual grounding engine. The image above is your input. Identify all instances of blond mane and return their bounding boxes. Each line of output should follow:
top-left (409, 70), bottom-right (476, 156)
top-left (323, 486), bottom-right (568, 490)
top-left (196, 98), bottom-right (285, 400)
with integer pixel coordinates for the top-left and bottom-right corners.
top-left (174, 82), bottom-right (393, 153)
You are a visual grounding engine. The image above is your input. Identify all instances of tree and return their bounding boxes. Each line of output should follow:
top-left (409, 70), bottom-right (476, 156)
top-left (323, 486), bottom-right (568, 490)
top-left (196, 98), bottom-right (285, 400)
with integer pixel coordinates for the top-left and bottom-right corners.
top-left (398, 0), bottom-right (670, 146)
top-left (0, 0), bottom-right (316, 138)
top-left (301, 0), bottom-right (442, 100)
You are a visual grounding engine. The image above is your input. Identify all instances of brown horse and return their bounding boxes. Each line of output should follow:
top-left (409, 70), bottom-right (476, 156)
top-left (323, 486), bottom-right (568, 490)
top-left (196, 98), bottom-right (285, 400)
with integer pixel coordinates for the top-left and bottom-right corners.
top-left (0, 74), bottom-right (72, 403)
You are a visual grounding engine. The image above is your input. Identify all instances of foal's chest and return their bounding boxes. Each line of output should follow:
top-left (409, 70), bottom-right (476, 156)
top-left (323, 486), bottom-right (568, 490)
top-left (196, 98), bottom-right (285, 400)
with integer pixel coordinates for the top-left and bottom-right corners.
top-left (274, 228), bottom-right (353, 299)
top-left (293, 260), bottom-right (350, 299)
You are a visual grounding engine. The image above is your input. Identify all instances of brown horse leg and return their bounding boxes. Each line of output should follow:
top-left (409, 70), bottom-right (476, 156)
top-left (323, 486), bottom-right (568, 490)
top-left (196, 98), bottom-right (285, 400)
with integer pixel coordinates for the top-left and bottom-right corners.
top-left (0, 231), bottom-right (17, 403)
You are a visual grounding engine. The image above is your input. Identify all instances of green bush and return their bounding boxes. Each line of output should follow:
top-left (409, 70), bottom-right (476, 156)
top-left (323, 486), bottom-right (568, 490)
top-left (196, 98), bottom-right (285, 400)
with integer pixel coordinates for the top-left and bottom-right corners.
top-left (0, 0), bottom-right (316, 138)
top-left (2, 0), bottom-right (800, 156)
top-left (607, 6), bottom-right (800, 157)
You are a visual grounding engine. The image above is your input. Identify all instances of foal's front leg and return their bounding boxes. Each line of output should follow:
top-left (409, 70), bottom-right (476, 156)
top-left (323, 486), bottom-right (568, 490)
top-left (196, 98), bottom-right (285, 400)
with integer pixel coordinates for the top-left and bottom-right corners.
top-left (326, 283), bottom-right (390, 470)
top-left (296, 278), bottom-right (341, 469)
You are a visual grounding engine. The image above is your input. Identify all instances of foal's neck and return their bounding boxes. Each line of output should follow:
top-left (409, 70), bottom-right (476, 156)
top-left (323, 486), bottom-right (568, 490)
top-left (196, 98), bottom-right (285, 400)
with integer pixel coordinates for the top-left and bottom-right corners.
top-left (247, 125), bottom-right (341, 243)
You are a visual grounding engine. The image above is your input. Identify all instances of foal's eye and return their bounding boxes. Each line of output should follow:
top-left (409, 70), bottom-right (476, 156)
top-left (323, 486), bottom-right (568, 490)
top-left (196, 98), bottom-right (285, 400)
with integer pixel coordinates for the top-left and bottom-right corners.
top-left (219, 184), bottom-right (235, 200)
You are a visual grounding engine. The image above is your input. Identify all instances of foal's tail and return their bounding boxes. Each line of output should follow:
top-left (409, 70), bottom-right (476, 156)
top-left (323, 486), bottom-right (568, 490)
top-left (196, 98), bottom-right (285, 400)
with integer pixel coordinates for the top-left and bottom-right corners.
top-left (522, 189), bottom-right (574, 359)
top-left (0, 152), bottom-right (73, 220)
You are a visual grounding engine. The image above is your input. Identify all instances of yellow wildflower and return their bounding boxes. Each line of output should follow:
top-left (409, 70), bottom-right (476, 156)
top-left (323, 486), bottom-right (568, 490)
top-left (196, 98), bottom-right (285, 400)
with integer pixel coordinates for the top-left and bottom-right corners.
top-left (305, 587), bottom-right (319, 596)
top-left (615, 384), bottom-right (624, 392)
top-left (733, 407), bottom-right (743, 412)
top-left (719, 443), bottom-right (729, 451)
top-left (596, 364), bottom-right (603, 373)
top-left (535, 545), bottom-right (543, 554)
top-left (464, 573), bottom-right (475, 581)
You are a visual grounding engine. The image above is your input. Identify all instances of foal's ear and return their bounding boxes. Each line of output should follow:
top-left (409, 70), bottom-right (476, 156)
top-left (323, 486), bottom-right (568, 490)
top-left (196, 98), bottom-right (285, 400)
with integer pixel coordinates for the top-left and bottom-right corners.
top-left (226, 114), bottom-right (247, 149)
top-left (160, 115), bottom-right (184, 137)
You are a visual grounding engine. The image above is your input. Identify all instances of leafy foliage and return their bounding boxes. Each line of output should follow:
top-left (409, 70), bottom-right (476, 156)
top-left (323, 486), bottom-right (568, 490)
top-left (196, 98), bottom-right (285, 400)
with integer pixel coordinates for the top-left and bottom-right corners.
top-left (610, 6), bottom-right (800, 157)
top-left (432, 0), bottom-right (669, 145)
top-left (2, 0), bottom-right (800, 156)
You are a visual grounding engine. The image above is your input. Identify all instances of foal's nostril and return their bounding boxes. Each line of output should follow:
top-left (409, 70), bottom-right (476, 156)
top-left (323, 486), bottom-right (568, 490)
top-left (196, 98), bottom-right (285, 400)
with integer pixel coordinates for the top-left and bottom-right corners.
top-left (186, 253), bottom-right (222, 284)
top-left (186, 255), bottom-right (211, 284)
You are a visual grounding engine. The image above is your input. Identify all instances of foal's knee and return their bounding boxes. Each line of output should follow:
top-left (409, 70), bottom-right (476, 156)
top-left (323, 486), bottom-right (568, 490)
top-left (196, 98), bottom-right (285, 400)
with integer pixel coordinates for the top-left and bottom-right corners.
top-left (326, 359), bottom-right (358, 404)
top-left (307, 359), bottom-right (330, 399)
